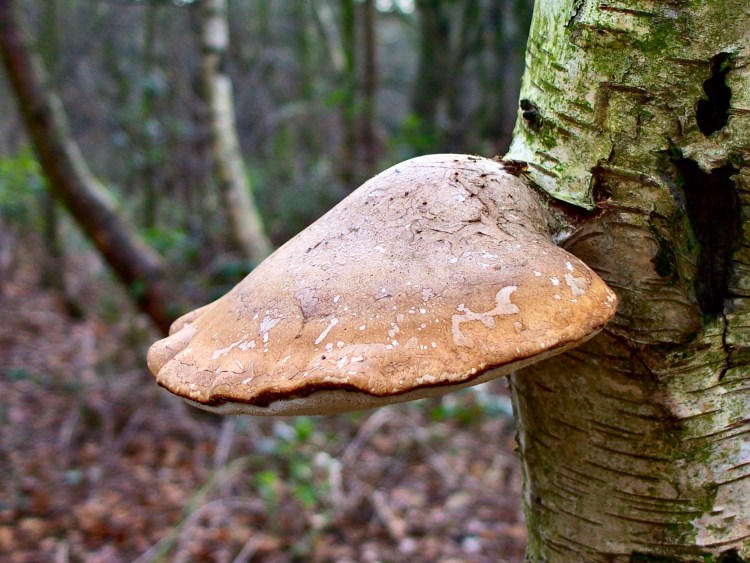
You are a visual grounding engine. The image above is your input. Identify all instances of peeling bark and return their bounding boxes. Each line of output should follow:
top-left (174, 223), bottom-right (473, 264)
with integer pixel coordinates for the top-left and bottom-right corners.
top-left (507, 0), bottom-right (750, 560)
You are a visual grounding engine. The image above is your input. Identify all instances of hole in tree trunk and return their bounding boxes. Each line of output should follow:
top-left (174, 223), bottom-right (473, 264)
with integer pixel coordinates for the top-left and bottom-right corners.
top-left (696, 52), bottom-right (732, 136)
top-left (675, 157), bottom-right (740, 316)
top-left (630, 553), bottom-right (681, 563)
top-left (630, 549), bottom-right (746, 562)
top-left (717, 549), bottom-right (746, 563)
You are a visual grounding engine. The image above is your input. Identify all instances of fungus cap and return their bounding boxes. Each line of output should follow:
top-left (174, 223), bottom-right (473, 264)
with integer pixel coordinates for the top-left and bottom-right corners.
top-left (148, 154), bottom-right (617, 415)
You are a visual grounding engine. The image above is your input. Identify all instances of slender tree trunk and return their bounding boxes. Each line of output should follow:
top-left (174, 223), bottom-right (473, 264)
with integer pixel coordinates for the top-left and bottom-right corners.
top-left (412, 0), bottom-right (449, 146)
top-left (0, 0), bottom-right (175, 333)
top-left (411, 0), bottom-right (482, 152)
top-left (140, 1), bottom-right (159, 230)
top-left (292, 0), bottom-right (323, 167)
top-left (38, 0), bottom-right (65, 293)
top-left (257, 0), bottom-right (271, 45)
top-left (199, 0), bottom-right (272, 264)
top-left (359, 0), bottom-right (378, 176)
top-left (479, 0), bottom-right (533, 152)
top-left (444, 0), bottom-right (482, 152)
top-left (506, 0), bottom-right (750, 559)
top-left (339, 0), bottom-right (357, 187)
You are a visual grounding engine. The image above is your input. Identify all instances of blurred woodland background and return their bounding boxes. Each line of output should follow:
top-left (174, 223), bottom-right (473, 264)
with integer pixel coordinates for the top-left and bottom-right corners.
top-left (0, 0), bottom-right (533, 560)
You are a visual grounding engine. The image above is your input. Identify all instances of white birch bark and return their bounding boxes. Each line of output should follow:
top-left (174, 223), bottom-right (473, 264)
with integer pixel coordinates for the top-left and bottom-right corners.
top-left (200, 0), bottom-right (272, 264)
top-left (506, 0), bottom-right (750, 560)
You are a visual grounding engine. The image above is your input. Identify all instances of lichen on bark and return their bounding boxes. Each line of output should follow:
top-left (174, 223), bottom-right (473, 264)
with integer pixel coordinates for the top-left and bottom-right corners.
top-left (507, 0), bottom-right (750, 560)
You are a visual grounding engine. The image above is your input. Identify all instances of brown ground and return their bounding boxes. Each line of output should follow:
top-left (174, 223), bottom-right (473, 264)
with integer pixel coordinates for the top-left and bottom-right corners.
top-left (0, 245), bottom-right (526, 562)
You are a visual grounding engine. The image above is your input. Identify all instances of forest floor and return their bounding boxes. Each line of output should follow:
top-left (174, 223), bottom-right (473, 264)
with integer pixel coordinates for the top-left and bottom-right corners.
top-left (0, 243), bottom-right (527, 562)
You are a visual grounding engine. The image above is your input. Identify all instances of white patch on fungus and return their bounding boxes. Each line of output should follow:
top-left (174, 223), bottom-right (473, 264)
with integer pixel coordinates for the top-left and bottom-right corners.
top-left (241, 377), bottom-right (253, 385)
top-left (416, 374), bottom-right (437, 385)
top-left (533, 271), bottom-right (542, 277)
top-left (315, 318), bottom-right (339, 345)
top-left (564, 273), bottom-right (588, 297)
top-left (566, 261), bottom-right (574, 272)
top-left (259, 315), bottom-right (281, 343)
top-left (211, 340), bottom-right (241, 360)
top-left (550, 277), bottom-right (560, 286)
top-left (451, 286), bottom-right (520, 348)
top-left (334, 295), bottom-right (341, 303)
top-left (323, 375), bottom-right (350, 384)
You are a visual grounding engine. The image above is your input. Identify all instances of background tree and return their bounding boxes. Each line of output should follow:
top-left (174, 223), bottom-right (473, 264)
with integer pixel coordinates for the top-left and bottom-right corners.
top-left (339, 0), bottom-right (358, 186)
top-left (0, 0), bottom-right (176, 332)
top-left (360, 0), bottom-right (379, 177)
top-left (198, 0), bottom-right (272, 264)
top-left (37, 0), bottom-right (65, 295)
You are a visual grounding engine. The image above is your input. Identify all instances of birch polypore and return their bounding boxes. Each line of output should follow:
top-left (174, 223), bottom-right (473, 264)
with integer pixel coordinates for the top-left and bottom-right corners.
top-left (147, 155), bottom-right (616, 415)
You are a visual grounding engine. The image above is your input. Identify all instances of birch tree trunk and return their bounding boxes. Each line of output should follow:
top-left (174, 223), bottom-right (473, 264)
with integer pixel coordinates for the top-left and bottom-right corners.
top-left (0, 0), bottom-right (175, 333)
top-left (505, 0), bottom-right (750, 559)
top-left (199, 0), bottom-right (272, 264)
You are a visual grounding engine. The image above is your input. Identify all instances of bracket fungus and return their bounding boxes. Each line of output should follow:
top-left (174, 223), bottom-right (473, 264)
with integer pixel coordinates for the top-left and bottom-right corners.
top-left (147, 154), bottom-right (617, 415)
